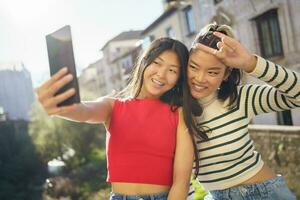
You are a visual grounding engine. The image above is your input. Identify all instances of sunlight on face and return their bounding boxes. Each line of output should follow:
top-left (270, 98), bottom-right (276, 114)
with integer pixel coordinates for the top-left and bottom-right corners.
top-left (187, 50), bottom-right (228, 99)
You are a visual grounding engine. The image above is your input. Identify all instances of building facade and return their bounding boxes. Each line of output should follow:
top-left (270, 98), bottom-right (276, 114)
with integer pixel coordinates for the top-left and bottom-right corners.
top-left (79, 59), bottom-right (108, 99)
top-left (79, 30), bottom-right (143, 97)
top-left (0, 62), bottom-right (34, 121)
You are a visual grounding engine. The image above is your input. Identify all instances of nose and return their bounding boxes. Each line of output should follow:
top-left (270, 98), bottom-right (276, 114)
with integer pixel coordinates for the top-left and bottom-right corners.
top-left (157, 66), bottom-right (167, 78)
top-left (195, 72), bottom-right (207, 83)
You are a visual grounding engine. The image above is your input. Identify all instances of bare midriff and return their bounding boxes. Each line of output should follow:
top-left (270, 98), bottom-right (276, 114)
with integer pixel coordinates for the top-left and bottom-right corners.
top-left (111, 182), bottom-right (170, 195)
top-left (240, 164), bottom-right (277, 185)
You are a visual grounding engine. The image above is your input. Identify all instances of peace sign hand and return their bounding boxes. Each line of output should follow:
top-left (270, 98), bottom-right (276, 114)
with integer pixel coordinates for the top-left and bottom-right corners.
top-left (195, 32), bottom-right (257, 73)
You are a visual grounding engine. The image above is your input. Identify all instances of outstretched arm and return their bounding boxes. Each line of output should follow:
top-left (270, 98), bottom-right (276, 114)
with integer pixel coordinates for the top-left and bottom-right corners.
top-left (36, 67), bottom-right (114, 124)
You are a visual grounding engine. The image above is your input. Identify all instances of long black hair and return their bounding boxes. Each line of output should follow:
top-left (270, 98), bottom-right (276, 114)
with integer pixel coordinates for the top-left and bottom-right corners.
top-left (183, 23), bottom-right (243, 177)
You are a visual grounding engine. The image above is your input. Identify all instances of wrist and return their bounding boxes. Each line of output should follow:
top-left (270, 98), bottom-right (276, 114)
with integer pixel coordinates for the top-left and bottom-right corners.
top-left (244, 55), bottom-right (257, 73)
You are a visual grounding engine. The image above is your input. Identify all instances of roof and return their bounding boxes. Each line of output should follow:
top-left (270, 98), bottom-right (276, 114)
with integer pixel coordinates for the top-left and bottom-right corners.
top-left (0, 62), bottom-right (25, 71)
top-left (111, 45), bottom-right (142, 63)
top-left (141, 6), bottom-right (179, 35)
top-left (101, 30), bottom-right (143, 50)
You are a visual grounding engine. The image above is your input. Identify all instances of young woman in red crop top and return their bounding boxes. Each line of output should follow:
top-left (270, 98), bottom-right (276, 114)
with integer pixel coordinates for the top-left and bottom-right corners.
top-left (37, 38), bottom-right (195, 200)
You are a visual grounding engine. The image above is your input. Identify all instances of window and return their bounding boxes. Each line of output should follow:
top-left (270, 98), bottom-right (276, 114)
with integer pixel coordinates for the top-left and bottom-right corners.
top-left (277, 111), bottom-right (293, 125)
top-left (214, 0), bottom-right (223, 4)
top-left (184, 6), bottom-right (196, 35)
top-left (166, 27), bottom-right (176, 38)
top-left (142, 35), bottom-right (155, 49)
top-left (255, 9), bottom-right (283, 58)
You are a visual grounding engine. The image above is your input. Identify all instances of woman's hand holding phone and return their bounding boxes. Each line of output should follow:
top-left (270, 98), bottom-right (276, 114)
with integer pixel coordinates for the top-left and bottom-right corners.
top-left (36, 67), bottom-right (77, 116)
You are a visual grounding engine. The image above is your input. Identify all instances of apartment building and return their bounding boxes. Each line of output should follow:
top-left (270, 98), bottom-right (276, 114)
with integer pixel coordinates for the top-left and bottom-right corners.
top-left (80, 30), bottom-right (143, 96)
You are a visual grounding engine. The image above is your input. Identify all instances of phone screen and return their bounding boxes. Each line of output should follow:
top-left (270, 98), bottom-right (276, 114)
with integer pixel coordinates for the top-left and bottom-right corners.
top-left (200, 33), bottom-right (221, 50)
top-left (46, 25), bottom-right (80, 106)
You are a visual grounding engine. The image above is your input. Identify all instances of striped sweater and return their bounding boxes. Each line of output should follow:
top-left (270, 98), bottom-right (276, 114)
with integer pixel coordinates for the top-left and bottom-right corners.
top-left (189, 55), bottom-right (300, 194)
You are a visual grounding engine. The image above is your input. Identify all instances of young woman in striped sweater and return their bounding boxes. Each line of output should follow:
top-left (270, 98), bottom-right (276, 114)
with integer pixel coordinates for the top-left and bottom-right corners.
top-left (184, 23), bottom-right (299, 199)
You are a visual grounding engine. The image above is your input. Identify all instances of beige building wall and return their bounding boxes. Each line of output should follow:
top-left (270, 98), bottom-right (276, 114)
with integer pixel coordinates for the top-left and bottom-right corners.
top-left (145, 12), bottom-right (185, 42)
top-left (79, 59), bottom-right (108, 98)
top-left (102, 39), bottom-right (142, 93)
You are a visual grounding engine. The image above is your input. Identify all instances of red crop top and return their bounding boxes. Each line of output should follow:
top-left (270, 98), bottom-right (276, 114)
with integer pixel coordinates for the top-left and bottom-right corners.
top-left (107, 98), bottom-right (179, 186)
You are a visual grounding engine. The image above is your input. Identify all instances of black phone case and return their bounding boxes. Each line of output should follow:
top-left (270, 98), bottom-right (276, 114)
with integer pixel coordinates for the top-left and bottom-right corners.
top-left (200, 33), bottom-right (221, 49)
top-left (46, 25), bottom-right (80, 106)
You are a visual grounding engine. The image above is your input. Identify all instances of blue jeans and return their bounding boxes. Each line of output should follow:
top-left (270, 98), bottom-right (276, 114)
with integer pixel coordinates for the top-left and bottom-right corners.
top-left (110, 192), bottom-right (168, 200)
top-left (204, 175), bottom-right (296, 200)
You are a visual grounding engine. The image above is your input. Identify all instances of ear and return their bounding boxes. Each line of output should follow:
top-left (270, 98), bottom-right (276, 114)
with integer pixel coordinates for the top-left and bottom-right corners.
top-left (223, 67), bottom-right (232, 81)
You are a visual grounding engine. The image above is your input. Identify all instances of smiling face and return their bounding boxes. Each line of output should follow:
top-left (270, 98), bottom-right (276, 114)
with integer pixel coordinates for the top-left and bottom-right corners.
top-left (139, 50), bottom-right (181, 99)
top-left (187, 49), bottom-right (230, 99)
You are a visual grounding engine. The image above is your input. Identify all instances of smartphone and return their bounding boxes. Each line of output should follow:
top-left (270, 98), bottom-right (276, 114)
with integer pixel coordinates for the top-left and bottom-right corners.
top-left (46, 25), bottom-right (80, 106)
top-left (200, 33), bottom-right (221, 49)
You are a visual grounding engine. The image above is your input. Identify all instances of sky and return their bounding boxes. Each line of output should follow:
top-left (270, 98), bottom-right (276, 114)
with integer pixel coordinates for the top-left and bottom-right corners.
top-left (0, 0), bottom-right (163, 87)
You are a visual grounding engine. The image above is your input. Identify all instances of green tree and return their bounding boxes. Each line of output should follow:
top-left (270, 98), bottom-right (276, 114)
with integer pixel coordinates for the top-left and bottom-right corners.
top-left (28, 101), bottom-right (109, 198)
top-left (0, 121), bottom-right (45, 200)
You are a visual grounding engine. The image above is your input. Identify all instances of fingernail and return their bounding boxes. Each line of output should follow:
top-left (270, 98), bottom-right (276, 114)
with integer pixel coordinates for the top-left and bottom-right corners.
top-left (67, 74), bottom-right (73, 80)
top-left (213, 32), bottom-right (221, 36)
top-left (61, 67), bottom-right (68, 72)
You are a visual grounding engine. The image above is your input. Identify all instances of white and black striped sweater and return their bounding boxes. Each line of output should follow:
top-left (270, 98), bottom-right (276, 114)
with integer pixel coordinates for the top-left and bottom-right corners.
top-left (188, 55), bottom-right (300, 195)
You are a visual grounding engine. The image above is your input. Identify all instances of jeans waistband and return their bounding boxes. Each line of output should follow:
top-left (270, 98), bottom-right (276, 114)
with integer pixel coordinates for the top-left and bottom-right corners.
top-left (110, 192), bottom-right (168, 200)
top-left (210, 175), bottom-right (288, 198)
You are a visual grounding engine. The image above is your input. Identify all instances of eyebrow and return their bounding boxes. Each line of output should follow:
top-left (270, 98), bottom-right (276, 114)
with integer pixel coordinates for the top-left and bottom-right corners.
top-left (190, 59), bottom-right (223, 70)
top-left (156, 56), bottom-right (180, 68)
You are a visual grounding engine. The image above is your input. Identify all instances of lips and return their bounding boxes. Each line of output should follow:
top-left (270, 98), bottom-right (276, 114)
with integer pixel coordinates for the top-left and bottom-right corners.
top-left (151, 78), bottom-right (164, 87)
top-left (191, 82), bottom-right (207, 92)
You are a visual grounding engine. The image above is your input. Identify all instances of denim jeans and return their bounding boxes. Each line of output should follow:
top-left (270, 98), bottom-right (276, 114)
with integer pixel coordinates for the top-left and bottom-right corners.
top-left (110, 192), bottom-right (168, 200)
top-left (204, 175), bottom-right (296, 200)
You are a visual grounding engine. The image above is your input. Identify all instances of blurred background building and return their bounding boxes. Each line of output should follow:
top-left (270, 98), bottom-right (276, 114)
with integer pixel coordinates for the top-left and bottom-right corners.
top-left (79, 30), bottom-right (143, 98)
top-left (0, 62), bottom-right (34, 121)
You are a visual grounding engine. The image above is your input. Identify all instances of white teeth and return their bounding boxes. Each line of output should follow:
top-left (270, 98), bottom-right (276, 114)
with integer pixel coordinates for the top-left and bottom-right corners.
top-left (193, 83), bottom-right (206, 91)
top-left (195, 85), bottom-right (206, 89)
top-left (152, 78), bottom-right (164, 86)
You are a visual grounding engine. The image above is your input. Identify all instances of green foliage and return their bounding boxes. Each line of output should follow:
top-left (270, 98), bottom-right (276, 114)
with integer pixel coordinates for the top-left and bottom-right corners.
top-left (192, 178), bottom-right (208, 200)
top-left (28, 102), bottom-right (106, 167)
top-left (0, 121), bottom-right (45, 200)
top-left (28, 101), bottom-right (109, 198)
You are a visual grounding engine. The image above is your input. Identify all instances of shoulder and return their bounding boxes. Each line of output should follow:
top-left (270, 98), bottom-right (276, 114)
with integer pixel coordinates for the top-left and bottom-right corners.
top-left (93, 96), bottom-right (116, 110)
